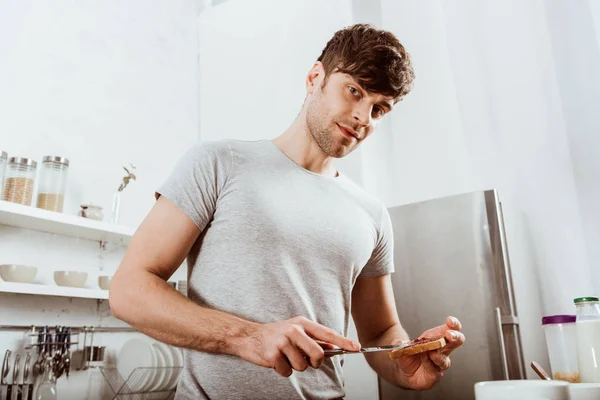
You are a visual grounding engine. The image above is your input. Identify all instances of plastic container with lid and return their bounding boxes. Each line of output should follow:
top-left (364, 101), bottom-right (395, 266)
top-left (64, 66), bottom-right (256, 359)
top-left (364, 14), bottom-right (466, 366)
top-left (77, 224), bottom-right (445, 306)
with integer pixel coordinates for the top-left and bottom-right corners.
top-left (36, 156), bottom-right (69, 212)
top-left (542, 315), bottom-right (580, 382)
top-left (2, 157), bottom-right (37, 205)
top-left (575, 297), bottom-right (600, 383)
top-left (0, 150), bottom-right (7, 192)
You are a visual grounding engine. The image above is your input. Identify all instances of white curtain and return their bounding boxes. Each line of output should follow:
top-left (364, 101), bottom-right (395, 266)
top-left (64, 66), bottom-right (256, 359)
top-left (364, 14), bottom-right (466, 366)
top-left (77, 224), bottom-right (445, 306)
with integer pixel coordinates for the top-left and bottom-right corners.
top-left (365, 0), bottom-right (600, 315)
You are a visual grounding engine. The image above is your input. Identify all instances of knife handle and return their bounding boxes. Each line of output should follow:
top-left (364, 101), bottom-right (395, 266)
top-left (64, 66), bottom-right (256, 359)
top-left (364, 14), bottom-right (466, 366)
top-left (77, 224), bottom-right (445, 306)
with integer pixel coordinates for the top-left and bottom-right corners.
top-left (298, 349), bottom-right (339, 358)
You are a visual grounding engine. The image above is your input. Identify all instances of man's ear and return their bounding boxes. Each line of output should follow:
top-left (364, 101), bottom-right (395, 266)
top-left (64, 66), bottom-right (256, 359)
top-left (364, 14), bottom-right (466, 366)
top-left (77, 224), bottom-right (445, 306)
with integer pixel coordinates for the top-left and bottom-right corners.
top-left (306, 61), bottom-right (325, 94)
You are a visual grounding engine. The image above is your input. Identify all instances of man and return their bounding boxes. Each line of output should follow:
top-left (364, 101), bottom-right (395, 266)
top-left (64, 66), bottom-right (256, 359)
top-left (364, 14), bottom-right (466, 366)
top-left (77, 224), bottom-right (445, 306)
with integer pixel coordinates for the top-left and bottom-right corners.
top-left (110, 23), bottom-right (465, 399)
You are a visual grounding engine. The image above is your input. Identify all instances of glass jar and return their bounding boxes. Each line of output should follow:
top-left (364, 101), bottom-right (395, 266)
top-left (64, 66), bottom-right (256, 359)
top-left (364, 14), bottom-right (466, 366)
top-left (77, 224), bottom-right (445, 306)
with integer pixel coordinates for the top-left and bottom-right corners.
top-left (0, 150), bottom-right (7, 193)
top-left (36, 156), bottom-right (69, 212)
top-left (2, 157), bottom-right (37, 205)
top-left (575, 296), bottom-right (600, 383)
top-left (542, 315), bottom-right (579, 382)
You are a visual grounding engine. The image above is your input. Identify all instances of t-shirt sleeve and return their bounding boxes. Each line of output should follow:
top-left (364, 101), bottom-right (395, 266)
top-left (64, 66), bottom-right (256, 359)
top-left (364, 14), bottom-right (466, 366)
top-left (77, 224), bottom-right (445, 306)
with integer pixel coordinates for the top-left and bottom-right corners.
top-left (359, 205), bottom-right (395, 278)
top-left (155, 141), bottom-right (232, 231)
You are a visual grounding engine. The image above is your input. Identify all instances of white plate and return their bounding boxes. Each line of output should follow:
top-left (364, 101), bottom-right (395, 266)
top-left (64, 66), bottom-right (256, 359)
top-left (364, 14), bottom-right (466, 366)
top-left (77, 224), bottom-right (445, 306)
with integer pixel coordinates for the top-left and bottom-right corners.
top-left (164, 345), bottom-right (184, 390)
top-left (117, 339), bottom-right (157, 392)
top-left (150, 342), bottom-right (170, 391)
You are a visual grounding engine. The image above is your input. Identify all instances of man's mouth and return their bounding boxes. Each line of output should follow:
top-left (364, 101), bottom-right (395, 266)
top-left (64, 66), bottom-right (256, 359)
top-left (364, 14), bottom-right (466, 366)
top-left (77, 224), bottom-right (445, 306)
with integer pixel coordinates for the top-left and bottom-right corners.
top-left (337, 123), bottom-right (359, 140)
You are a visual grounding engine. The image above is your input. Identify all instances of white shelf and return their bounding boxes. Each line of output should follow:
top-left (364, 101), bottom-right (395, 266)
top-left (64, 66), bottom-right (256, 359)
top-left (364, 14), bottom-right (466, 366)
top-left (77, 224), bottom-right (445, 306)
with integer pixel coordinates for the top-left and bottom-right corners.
top-left (0, 281), bottom-right (109, 299)
top-left (0, 200), bottom-right (134, 244)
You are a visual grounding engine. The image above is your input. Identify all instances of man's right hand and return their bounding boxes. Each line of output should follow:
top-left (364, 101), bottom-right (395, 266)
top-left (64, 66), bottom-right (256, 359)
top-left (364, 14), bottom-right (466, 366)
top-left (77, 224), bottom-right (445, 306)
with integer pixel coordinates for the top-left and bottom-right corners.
top-left (235, 316), bottom-right (361, 377)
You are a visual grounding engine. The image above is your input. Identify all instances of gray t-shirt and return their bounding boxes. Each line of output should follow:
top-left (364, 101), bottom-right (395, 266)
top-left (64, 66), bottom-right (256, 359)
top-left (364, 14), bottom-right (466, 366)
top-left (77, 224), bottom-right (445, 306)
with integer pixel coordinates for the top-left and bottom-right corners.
top-left (157, 139), bottom-right (394, 400)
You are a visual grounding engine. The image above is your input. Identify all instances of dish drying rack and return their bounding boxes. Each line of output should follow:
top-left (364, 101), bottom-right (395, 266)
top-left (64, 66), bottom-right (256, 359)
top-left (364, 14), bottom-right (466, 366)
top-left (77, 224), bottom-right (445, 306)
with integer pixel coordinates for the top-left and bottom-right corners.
top-left (100, 366), bottom-right (183, 400)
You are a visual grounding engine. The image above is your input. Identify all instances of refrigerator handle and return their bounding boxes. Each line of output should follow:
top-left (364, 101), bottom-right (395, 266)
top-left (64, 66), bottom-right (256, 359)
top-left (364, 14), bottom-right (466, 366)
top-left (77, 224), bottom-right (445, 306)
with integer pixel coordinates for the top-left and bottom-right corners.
top-left (495, 307), bottom-right (510, 380)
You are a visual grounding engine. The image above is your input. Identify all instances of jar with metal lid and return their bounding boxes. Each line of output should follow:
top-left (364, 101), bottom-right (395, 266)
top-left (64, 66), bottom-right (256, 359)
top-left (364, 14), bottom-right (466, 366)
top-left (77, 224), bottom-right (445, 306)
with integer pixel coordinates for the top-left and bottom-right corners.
top-left (0, 150), bottom-right (7, 192)
top-left (2, 157), bottom-right (37, 205)
top-left (36, 156), bottom-right (69, 212)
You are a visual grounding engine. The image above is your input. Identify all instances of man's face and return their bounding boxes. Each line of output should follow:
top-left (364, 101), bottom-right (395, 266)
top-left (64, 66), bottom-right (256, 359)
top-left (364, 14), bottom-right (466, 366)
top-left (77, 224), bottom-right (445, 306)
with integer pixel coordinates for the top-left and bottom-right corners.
top-left (305, 65), bottom-right (395, 158)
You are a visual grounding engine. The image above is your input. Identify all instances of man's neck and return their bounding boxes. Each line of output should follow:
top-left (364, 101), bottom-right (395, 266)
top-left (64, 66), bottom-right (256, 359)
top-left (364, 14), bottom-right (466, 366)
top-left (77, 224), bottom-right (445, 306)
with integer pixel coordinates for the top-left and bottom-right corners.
top-left (272, 115), bottom-right (338, 178)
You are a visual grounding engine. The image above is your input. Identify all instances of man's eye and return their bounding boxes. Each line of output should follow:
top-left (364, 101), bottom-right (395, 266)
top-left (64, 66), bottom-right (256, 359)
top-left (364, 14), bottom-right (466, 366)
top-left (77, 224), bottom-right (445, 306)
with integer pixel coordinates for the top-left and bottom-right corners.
top-left (349, 86), bottom-right (359, 96)
top-left (373, 106), bottom-right (384, 118)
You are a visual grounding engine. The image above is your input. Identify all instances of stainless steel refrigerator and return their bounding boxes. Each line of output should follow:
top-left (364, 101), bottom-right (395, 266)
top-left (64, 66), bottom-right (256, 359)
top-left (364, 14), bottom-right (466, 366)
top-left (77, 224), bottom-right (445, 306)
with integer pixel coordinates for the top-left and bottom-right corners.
top-left (379, 189), bottom-right (526, 400)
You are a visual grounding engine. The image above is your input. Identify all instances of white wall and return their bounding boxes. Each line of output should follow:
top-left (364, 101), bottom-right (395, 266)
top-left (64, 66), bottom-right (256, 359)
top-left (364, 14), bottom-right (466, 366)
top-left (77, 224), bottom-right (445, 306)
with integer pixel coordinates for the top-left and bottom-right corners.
top-left (198, 0), bottom-right (365, 185)
top-left (0, 0), bottom-right (199, 398)
top-left (0, 0), bottom-right (199, 227)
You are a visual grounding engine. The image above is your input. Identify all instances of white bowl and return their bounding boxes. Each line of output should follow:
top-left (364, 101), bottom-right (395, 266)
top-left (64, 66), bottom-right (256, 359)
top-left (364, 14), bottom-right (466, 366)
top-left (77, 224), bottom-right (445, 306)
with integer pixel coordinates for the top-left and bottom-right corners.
top-left (569, 383), bottom-right (600, 400)
top-left (54, 271), bottom-right (88, 288)
top-left (98, 275), bottom-right (112, 290)
top-left (0, 264), bottom-right (37, 283)
top-left (475, 380), bottom-right (570, 399)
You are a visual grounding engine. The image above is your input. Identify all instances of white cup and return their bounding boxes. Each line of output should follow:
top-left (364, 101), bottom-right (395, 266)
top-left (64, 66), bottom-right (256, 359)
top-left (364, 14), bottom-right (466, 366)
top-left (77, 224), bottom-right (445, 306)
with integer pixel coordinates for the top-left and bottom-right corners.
top-left (474, 380), bottom-right (570, 399)
top-left (569, 383), bottom-right (600, 400)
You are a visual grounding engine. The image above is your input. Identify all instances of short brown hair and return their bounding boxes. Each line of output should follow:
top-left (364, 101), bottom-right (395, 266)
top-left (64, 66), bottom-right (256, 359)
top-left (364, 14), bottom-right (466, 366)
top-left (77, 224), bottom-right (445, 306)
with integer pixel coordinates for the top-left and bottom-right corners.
top-left (317, 24), bottom-right (414, 103)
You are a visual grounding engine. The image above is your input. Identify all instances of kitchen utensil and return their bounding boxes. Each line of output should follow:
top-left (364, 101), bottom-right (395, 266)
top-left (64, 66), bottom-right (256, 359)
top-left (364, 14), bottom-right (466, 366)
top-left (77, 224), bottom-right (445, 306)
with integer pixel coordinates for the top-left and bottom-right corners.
top-left (474, 380), bottom-right (569, 399)
top-left (0, 265), bottom-right (37, 283)
top-left (569, 383), bottom-right (600, 400)
top-left (63, 328), bottom-right (70, 378)
top-left (165, 345), bottom-right (183, 390)
top-left (323, 343), bottom-right (410, 356)
top-left (33, 328), bottom-right (46, 377)
top-left (35, 358), bottom-right (57, 400)
top-left (23, 353), bottom-right (31, 400)
top-left (117, 339), bottom-right (157, 392)
top-left (83, 327), bottom-right (101, 370)
top-left (2, 350), bottom-right (10, 383)
top-left (52, 327), bottom-right (63, 379)
top-left (2, 350), bottom-right (11, 400)
top-left (36, 330), bottom-right (58, 400)
top-left (98, 275), bottom-right (112, 290)
top-left (149, 342), bottom-right (168, 391)
top-left (154, 342), bottom-right (174, 391)
top-left (53, 271), bottom-right (87, 288)
top-left (531, 361), bottom-right (552, 380)
top-left (11, 354), bottom-right (20, 400)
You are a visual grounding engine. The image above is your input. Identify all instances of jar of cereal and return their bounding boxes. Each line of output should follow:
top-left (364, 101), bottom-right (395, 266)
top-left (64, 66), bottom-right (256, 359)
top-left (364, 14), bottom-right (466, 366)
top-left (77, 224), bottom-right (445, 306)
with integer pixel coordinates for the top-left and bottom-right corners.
top-left (2, 157), bottom-right (37, 205)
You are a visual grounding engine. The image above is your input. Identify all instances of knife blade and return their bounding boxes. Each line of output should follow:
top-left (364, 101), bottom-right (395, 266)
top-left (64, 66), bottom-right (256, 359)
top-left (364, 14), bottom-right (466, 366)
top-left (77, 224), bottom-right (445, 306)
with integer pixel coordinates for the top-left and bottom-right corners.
top-left (324, 343), bottom-right (410, 356)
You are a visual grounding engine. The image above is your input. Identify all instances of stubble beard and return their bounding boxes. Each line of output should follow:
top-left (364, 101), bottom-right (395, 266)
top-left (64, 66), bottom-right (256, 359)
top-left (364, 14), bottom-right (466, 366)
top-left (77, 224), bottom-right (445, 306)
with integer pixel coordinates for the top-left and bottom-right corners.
top-left (305, 99), bottom-right (348, 159)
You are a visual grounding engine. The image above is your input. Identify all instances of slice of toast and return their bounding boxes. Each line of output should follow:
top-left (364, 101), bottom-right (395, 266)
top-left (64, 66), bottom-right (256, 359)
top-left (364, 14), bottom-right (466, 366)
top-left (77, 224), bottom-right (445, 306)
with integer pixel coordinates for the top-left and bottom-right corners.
top-left (388, 335), bottom-right (446, 359)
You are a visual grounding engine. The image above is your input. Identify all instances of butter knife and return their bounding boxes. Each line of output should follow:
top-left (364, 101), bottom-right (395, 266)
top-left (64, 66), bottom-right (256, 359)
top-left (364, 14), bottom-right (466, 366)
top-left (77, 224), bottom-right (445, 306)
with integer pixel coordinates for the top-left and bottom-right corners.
top-left (324, 343), bottom-right (409, 356)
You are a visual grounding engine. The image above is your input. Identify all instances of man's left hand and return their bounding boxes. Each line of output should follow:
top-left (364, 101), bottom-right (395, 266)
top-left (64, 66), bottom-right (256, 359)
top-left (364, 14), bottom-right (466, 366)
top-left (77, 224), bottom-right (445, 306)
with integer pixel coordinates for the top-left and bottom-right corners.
top-left (391, 316), bottom-right (465, 390)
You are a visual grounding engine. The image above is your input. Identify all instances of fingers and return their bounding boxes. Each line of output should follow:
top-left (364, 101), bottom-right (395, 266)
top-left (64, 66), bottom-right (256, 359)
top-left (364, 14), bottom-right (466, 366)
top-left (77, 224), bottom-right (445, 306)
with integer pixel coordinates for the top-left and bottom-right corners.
top-left (273, 356), bottom-right (293, 377)
top-left (258, 317), bottom-right (360, 377)
top-left (295, 317), bottom-right (360, 351)
top-left (420, 316), bottom-right (463, 338)
top-left (282, 344), bottom-right (310, 372)
top-left (446, 316), bottom-right (462, 331)
top-left (293, 331), bottom-right (326, 368)
top-left (441, 330), bottom-right (465, 356)
top-left (314, 340), bottom-right (337, 350)
top-left (428, 350), bottom-right (451, 371)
